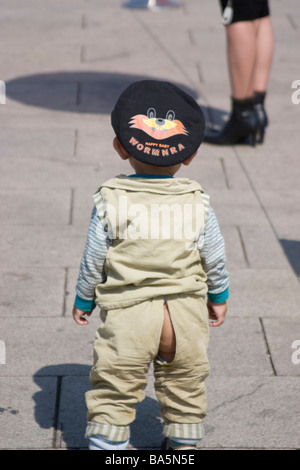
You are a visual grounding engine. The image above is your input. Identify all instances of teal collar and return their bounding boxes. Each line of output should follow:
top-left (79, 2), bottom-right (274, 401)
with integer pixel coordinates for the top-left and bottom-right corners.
top-left (129, 174), bottom-right (173, 179)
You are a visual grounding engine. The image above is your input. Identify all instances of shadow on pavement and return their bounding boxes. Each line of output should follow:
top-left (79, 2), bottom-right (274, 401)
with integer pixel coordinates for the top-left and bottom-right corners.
top-left (33, 363), bottom-right (163, 450)
top-left (5, 70), bottom-right (227, 131)
top-left (6, 71), bottom-right (199, 115)
top-left (280, 239), bottom-right (300, 278)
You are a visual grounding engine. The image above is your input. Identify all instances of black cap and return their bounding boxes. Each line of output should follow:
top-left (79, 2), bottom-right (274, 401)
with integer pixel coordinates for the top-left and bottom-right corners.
top-left (111, 80), bottom-right (205, 167)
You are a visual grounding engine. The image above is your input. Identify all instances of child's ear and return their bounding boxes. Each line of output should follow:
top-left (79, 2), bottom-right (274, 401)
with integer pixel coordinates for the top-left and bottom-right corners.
top-left (182, 152), bottom-right (197, 166)
top-left (113, 137), bottom-right (130, 160)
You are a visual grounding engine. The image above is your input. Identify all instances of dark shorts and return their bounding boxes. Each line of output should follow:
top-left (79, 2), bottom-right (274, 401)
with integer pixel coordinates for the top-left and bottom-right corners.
top-left (219, 0), bottom-right (270, 24)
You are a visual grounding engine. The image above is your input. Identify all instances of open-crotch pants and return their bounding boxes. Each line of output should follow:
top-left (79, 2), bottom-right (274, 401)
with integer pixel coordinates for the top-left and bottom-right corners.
top-left (85, 293), bottom-right (210, 442)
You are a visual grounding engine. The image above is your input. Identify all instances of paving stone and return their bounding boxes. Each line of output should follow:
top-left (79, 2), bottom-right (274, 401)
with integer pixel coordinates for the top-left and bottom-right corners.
top-left (75, 128), bottom-right (131, 173)
top-left (258, 189), bottom-right (300, 240)
top-left (0, 129), bottom-right (75, 160)
top-left (236, 127), bottom-right (300, 192)
top-left (0, 155), bottom-right (110, 191)
top-left (220, 226), bottom-right (248, 270)
top-left (228, 268), bottom-right (300, 319)
top-left (262, 317), bottom-right (300, 377)
top-left (203, 376), bottom-right (300, 449)
top-left (0, 377), bottom-right (57, 449)
top-left (239, 224), bottom-right (291, 270)
top-left (208, 317), bottom-right (273, 377)
top-left (0, 268), bottom-right (67, 318)
top-left (0, 225), bottom-right (85, 268)
top-left (207, 189), bottom-right (268, 226)
top-left (0, 317), bottom-right (99, 377)
top-left (180, 152), bottom-right (229, 191)
top-left (0, 189), bottom-right (72, 225)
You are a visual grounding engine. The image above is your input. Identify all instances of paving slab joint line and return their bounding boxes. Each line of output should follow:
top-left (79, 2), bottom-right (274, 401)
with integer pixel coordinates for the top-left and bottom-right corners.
top-left (76, 82), bottom-right (82, 105)
top-left (52, 376), bottom-right (63, 449)
top-left (62, 268), bottom-right (69, 317)
top-left (69, 189), bottom-right (75, 225)
top-left (73, 130), bottom-right (78, 157)
top-left (286, 13), bottom-right (298, 30)
top-left (81, 13), bottom-right (87, 30)
top-left (236, 226), bottom-right (250, 267)
top-left (259, 317), bottom-right (277, 376)
top-left (220, 157), bottom-right (230, 189)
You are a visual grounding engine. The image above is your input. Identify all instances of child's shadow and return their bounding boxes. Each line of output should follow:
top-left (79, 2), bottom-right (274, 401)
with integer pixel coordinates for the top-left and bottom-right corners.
top-left (33, 364), bottom-right (163, 450)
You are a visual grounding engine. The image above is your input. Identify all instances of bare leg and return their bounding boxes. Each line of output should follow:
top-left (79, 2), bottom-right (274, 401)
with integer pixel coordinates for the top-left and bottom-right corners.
top-left (252, 16), bottom-right (274, 92)
top-left (226, 21), bottom-right (257, 99)
top-left (225, 16), bottom-right (274, 98)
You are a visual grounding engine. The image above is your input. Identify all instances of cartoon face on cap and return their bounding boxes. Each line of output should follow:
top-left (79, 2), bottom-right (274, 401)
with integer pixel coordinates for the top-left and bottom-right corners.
top-left (111, 80), bottom-right (205, 167)
top-left (129, 108), bottom-right (188, 140)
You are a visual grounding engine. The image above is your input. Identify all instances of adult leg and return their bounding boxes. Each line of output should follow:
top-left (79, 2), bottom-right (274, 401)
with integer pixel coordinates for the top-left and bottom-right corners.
top-left (205, 14), bottom-right (274, 145)
top-left (252, 16), bottom-right (274, 142)
top-left (225, 14), bottom-right (274, 141)
top-left (226, 20), bottom-right (257, 99)
top-left (204, 19), bottom-right (258, 146)
top-left (221, 0), bottom-right (273, 96)
top-left (252, 16), bottom-right (274, 93)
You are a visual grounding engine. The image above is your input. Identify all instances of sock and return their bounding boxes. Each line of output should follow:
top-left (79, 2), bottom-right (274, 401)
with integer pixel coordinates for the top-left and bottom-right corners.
top-left (89, 435), bottom-right (129, 450)
top-left (170, 438), bottom-right (201, 447)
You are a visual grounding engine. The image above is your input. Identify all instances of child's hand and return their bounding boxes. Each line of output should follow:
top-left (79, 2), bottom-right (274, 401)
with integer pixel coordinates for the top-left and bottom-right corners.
top-left (72, 305), bottom-right (92, 326)
top-left (207, 300), bottom-right (227, 327)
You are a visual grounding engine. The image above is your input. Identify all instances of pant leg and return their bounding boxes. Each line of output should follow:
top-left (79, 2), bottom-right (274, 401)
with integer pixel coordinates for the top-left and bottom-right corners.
top-left (85, 298), bottom-right (164, 442)
top-left (154, 294), bottom-right (210, 440)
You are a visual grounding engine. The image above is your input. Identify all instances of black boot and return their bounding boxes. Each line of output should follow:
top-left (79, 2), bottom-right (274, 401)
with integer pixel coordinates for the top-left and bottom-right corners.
top-left (204, 97), bottom-right (258, 146)
top-left (254, 91), bottom-right (268, 144)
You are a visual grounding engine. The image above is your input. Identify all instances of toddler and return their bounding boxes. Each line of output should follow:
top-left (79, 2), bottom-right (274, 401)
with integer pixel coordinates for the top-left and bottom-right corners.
top-left (72, 80), bottom-right (229, 450)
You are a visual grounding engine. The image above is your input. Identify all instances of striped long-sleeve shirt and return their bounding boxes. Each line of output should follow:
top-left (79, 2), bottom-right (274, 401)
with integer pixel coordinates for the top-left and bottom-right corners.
top-left (75, 191), bottom-right (229, 312)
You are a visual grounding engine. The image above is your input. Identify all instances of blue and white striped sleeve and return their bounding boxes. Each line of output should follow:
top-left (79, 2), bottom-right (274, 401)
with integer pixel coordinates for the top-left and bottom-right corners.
top-left (75, 203), bottom-right (111, 311)
top-left (198, 206), bottom-right (229, 303)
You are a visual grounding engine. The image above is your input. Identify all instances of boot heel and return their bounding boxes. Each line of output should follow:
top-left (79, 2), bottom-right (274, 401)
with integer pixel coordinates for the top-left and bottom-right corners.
top-left (248, 132), bottom-right (257, 147)
top-left (256, 127), bottom-right (266, 144)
